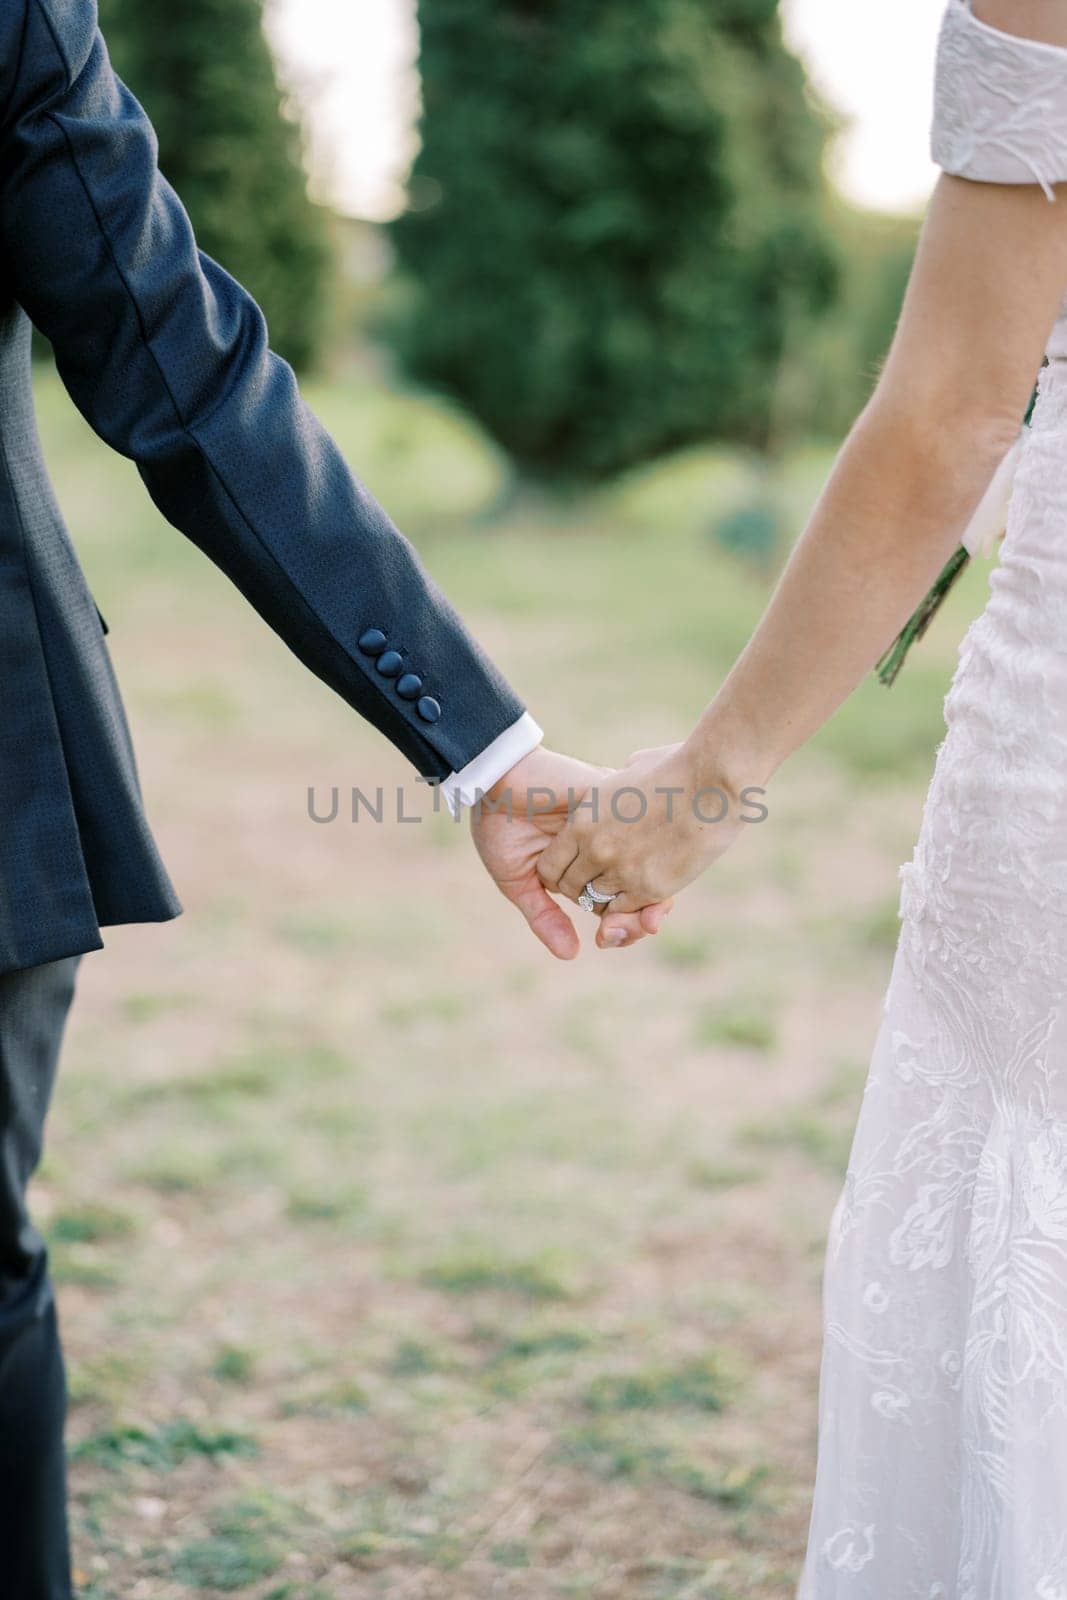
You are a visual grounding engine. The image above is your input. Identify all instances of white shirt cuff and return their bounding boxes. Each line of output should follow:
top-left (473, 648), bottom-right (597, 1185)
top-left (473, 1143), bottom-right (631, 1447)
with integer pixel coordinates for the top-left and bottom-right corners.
top-left (440, 711), bottom-right (544, 817)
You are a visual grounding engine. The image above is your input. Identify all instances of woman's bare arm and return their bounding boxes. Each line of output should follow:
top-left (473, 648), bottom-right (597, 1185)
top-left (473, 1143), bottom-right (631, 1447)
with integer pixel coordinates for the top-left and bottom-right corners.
top-left (539, 136), bottom-right (1067, 919)
top-left (691, 170), bottom-right (1067, 793)
top-left (976, 0), bottom-right (1067, 47)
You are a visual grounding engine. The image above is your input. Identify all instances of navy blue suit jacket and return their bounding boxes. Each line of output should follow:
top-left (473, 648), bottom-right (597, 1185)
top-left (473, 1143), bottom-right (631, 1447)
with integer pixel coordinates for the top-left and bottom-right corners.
top-left (0, 0), bottom-right (526, 976)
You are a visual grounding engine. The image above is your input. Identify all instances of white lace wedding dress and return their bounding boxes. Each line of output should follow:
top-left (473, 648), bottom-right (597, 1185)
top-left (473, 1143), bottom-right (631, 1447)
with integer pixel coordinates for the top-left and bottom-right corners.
top-left (798, 5), bottom-right (1067, 1597)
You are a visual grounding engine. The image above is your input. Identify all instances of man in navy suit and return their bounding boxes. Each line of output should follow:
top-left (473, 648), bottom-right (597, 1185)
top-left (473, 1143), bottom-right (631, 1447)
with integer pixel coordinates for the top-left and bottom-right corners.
top-left (0, 0), bottom-right (669, 1588)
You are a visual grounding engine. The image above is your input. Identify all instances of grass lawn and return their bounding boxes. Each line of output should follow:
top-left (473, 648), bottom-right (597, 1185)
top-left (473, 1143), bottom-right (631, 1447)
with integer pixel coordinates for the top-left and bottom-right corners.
top-left (30, 362), bottom-right (991, 1599)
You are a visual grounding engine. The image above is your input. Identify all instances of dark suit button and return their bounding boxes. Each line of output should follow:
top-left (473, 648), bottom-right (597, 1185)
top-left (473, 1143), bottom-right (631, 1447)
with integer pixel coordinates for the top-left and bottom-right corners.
top-left (396, 673), bottom-right (423, 700)
top-left (376, 650), bottom-right (404, 677)
top-left (358, 628), bottom-right (387, 656)
top-left (416, 696), bottom-right (442, 724)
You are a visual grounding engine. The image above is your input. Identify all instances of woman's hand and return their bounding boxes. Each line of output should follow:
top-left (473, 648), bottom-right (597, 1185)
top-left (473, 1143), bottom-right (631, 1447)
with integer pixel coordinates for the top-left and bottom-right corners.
top-left (535, 739), bottom-right (760, 928)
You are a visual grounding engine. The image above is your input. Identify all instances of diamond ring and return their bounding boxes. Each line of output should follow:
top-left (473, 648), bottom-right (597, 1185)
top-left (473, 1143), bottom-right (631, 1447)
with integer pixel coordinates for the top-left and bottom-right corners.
top-left (578, 881), bottom-right (618, 912)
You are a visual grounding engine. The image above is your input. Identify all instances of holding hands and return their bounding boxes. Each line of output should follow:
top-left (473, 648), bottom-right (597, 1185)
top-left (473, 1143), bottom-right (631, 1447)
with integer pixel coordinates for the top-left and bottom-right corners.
top-left (471, 737), bottom-right (766, 958)
top-left (468, 746), bottom-right (676, 960)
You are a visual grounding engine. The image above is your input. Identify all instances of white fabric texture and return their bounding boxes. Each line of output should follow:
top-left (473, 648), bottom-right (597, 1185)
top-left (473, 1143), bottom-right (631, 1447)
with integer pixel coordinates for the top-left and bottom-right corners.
top-left (959, 428), bottom-right (1026, 558)
top-left (440, 710), bottom-right (543, 815)
top-left (931, 0), bottom-right (1067, 198)
top-left (799, 7), bottom-right (1067, 1596)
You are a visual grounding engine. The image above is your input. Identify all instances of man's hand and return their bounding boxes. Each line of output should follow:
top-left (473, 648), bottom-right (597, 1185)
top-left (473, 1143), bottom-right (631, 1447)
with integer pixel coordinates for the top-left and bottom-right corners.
top-left (470, 746), bottom-right (673, 959)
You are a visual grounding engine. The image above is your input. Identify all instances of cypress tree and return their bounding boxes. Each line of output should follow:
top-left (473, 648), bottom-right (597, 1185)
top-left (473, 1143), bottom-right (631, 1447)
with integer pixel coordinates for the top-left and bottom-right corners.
top-left (389, 0), bottom-right (841, 483)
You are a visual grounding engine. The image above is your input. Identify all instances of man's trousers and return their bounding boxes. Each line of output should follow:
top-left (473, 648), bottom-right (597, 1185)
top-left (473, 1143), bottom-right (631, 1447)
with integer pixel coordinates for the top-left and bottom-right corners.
top-left (0, 955), bottom-right (80, 1599)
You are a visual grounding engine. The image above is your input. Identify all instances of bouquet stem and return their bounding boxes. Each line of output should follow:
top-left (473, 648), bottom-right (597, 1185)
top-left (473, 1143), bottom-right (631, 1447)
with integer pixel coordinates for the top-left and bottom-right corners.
top-left (873, 381), bottom-right (1037, 688)
top-left (874, 545), bottom-right (971, 687)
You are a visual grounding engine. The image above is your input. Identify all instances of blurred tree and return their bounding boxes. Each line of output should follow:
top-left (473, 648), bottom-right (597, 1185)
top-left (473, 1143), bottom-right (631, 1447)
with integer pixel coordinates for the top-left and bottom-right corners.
top-left (804, 201), bottom-right (920, 439)
top-left (97, 0), bottom-right (332, 372)
top-left (389, 0), bottom-right (840, 483)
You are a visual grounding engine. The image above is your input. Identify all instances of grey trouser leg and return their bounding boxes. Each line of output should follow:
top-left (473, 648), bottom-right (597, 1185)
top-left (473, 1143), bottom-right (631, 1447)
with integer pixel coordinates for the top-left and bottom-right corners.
top-left (0, 955), bottom-right (80, 1600)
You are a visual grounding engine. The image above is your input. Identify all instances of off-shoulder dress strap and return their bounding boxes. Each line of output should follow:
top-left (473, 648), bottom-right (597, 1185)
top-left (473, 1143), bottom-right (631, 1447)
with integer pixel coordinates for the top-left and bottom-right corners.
top-left (932, 0), bottom-right (1067, 199)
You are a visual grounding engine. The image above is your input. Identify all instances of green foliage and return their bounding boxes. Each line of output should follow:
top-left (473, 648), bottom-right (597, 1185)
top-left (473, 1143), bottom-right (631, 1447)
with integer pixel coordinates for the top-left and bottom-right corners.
top-left (390, 0), bottom-right (841, 482)
top-left (805, 200), bottom-right (920, 435)
top-left (695, 1003), bottom-right (777, 1053)
top-left (170, 1497), bottom-right (290, 1591)
top-left (72, 1418), bottom-right (259, 1469)
top-left (47, 1204), bottom-right (133, 1244)
top-left (583, 1354), bottom-right (731, 1413)
top-left (422, 1246), bottom-right (585, 1301)
top-left (212, 1343), bottom-right (257, 1384)
top-left (97, 0), bottom-right (332, 371)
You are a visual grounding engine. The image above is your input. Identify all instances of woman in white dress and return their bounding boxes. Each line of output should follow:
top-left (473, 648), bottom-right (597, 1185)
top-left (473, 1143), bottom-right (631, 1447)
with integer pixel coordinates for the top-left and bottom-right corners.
top-left (535, 2), bottom-right (1067, 1592)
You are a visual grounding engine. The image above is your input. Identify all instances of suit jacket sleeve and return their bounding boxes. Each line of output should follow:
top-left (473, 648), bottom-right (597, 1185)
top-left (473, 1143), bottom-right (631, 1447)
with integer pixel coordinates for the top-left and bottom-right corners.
top-left (0, 0), bottom-right (527, 779)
